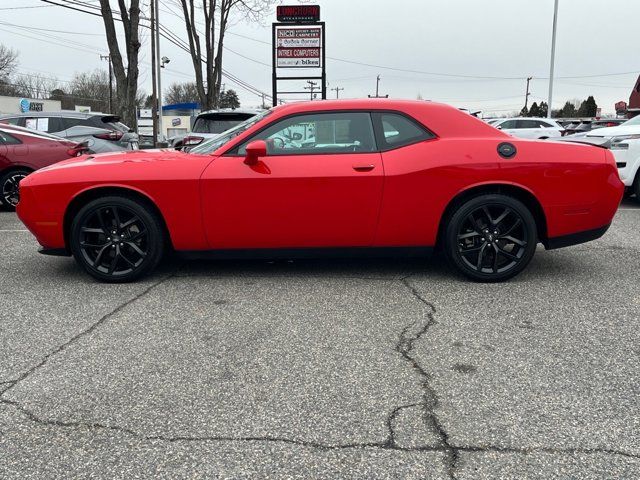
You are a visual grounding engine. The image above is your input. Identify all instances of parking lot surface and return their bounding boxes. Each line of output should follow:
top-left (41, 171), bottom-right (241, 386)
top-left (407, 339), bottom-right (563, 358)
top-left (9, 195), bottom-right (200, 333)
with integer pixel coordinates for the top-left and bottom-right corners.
top-left (0, 201), bottom-right (639, 479)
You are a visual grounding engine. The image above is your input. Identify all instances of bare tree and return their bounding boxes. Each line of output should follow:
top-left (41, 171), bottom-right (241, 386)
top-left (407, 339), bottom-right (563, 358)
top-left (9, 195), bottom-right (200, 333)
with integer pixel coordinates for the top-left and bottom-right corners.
top-left (12, 73), bottom-right (59, 100)
top-left (0, 44), bottom-right (18, 80)
top-left (165, 82), bottom-right (200, 104)
top-left (178, 0), bottom-right (274, 110)
top-left (98, 0), bottom-right (141, 127)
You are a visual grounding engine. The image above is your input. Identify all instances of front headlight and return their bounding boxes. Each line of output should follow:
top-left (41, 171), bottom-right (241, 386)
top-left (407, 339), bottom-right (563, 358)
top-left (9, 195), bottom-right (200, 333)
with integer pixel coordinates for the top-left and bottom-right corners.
top-left (611, 134), bottom-right (640, 150)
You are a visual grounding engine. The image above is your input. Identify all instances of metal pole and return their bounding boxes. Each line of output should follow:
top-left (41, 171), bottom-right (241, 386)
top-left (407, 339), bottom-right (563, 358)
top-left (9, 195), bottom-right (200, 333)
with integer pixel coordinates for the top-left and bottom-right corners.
top-left (150, 0), bottom-right (158, 147)
top-left (547, 0), bottom-right (559, 118)
top-left (100, 54), bottom-right (113, 113)
top-left (155, 0), bottom-right (163, 143)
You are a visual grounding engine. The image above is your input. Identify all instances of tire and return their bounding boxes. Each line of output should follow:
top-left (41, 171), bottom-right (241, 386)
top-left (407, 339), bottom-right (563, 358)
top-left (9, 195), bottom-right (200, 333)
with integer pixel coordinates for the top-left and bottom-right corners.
top-left (444, 194), bottom-right (538, 282)
top-left (633, 171), bottom-right (640, 203)
top-left (0, 169), bottom-right (31, 211)
top-left (69, 195), bottom-right (165, 282)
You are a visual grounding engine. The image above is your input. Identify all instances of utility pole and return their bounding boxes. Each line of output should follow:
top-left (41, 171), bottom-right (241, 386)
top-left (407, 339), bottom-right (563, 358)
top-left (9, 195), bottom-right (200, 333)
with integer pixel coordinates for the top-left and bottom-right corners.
top-left (100, 54), bottom-right (113, 113)
top-left (331, 86), bottom-right (344, 99)
top-left (154, 0), bottom-right (164, 144)
top-left (304, 80), bottom-right (318, 100)
top-left (524, 76), bottom-right (532, 112)
top-left (547, 0), bottom-right (559, 118)
top-left (150, 0), bottom-right (158, 147)
top-left (368, 74), bottom-right (388, 98)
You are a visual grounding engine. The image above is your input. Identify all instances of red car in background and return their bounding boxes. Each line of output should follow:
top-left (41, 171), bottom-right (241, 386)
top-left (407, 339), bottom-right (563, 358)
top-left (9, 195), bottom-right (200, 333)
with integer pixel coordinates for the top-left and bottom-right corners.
top-left (0, 124), bottom-right (88, 210)
top-left (16, 99), bottom-right (624, 283)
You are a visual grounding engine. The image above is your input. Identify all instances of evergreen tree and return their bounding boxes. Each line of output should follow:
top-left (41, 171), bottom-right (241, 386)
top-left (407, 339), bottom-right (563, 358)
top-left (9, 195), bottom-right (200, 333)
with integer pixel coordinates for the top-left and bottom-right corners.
top-left (528, 102), bottom-right (541, 117)
top-left (219, 89), bottom-right (240, 109)
top-left (520, 106), bottom-right (529, 117)
top-left (577, 96), bottom-right (597, 117)
top-left (560, 101), bottom-right (577, 117)
top-left (538, 101), bottom-right (548, 117)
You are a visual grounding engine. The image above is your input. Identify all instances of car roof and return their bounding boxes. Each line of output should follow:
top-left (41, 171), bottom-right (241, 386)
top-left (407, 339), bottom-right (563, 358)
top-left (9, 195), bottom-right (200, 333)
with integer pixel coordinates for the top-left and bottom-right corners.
top-left (197, 108), bottom-right (263, 117)
top-left (0, 111), bottom-right (108, 119)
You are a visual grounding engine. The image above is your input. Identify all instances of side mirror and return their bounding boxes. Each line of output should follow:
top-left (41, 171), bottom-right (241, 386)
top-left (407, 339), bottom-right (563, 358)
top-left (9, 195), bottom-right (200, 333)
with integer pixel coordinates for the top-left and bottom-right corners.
top-left (244, 140), bottom-right (267, 166)
top-left (496, 125), bottom-right (503, 130)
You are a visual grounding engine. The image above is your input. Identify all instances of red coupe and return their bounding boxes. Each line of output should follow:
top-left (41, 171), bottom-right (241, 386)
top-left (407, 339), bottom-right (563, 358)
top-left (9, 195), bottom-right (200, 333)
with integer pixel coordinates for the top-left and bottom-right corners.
top-left (0, 124), bottom-right (87, 210)
top-left (16, 99), bottom-right (623, 282)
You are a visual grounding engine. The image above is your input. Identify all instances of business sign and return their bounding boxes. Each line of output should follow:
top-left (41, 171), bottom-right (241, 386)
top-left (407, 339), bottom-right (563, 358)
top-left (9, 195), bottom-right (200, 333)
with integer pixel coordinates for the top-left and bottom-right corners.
top-left (171, 117), bottom-right (181, 127)
top-left (19, 98), bottom-right (44, 113)
top-left (276, 27), bottom-right (321, 67)
top-left (276, 5), bottom-right (320, 23)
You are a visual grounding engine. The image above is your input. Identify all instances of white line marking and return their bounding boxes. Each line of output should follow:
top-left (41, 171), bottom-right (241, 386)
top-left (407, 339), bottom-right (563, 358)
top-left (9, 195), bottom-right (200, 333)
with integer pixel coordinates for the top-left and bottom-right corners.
top-left (0, 229), bottom-right (28, 232)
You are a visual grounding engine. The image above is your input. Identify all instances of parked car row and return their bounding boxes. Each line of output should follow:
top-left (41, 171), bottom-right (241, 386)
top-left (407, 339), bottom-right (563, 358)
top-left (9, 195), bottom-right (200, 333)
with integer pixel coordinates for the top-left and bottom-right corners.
top-left (559, 118), bottom-right (627, 136)
top-left (0, 123), bottom-right (89, 210)
top-left (0, 111), bottom-right (139, 153)
top-left (561, 115), bottom-right (640, 199)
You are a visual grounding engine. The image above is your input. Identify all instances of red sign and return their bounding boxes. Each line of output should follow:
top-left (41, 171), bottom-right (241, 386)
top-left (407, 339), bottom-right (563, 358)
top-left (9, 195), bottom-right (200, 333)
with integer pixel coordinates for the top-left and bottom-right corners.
top-left (277, 5), bottom-right (320, 23)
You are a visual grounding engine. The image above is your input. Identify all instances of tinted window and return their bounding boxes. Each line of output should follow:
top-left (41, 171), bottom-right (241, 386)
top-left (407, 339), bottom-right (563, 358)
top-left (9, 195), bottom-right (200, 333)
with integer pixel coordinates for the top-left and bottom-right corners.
top-left (516, 120), bottom-right (542, 129)
top-left (62, 118), bottom-right (90, 129)
top-left (193, 113), bottom-right (255, 134)
top-left (538, 121), bottom-right (554, 128)
top-left (498, 120), bottom-right (517, 129)
top-left (376, 113), bottom-right (433, 149)
top-left (0, 130), bottom-right (21, 144)
top-left (0, 117), bottom-right (21, 126)
top-left (238, 112), bottom-right (376, 155)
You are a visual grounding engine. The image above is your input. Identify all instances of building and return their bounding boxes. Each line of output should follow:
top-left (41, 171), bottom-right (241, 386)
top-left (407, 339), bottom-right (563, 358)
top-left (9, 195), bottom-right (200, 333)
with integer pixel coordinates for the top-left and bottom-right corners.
top-left (0, 95), bottom-right (62, 115)
top-left (628, 74), bottom-right (640, 118)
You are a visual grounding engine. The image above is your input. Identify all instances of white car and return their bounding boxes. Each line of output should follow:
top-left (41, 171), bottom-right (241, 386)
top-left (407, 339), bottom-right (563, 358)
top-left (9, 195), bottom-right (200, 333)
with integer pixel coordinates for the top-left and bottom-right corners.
top-left (170, 108), bottom-right (262, 150)
top-left (582, 115), bottom-right (640, 199)
top-left (492, 117), bottom-right (565, 139)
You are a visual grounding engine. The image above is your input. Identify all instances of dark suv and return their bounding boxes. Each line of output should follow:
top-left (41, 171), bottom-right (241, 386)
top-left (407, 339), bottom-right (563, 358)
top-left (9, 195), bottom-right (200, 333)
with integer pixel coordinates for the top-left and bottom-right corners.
top-left (0, 112), bottom-right (139, 153)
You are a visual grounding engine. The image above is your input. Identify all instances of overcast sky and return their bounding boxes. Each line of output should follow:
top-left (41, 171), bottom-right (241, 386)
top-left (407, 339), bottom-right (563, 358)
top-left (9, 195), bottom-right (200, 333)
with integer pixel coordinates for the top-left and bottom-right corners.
top-left (1, 0), bottom-right (638, 116)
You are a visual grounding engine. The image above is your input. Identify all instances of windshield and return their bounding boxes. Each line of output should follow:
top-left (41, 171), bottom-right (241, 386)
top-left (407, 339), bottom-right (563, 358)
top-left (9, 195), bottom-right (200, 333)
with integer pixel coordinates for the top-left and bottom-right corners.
top-left (192, 113), bottom-right (256, 134)
top-left (190, 110), bottom-right (271, 154)
top-left (622, 115), bottom-right (640, 126)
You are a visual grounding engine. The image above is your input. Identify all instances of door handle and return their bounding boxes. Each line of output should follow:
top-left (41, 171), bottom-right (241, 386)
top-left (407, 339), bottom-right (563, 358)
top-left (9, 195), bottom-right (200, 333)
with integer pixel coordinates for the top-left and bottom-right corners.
top-left (352, 164), bottom-right (375, 172)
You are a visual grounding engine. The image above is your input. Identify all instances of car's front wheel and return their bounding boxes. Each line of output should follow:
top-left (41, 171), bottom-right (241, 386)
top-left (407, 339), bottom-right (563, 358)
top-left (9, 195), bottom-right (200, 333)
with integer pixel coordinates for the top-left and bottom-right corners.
top-left (0, 169), bottom-right (31, 211)
top-left (444, 194), bottom-right (538, 282)
top-left (70, 195), bottom-right (165, 282)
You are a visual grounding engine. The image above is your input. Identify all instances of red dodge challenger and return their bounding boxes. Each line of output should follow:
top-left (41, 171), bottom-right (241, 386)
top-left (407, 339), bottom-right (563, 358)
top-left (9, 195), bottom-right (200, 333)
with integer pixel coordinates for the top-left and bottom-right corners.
top-left (16, 99), bottom-right (623, 282)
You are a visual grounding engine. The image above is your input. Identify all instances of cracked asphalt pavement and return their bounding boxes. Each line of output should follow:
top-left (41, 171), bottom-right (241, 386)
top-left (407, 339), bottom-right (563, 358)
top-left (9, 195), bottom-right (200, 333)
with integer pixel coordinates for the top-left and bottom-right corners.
top-left (0, 200), bottom-right (639, 479)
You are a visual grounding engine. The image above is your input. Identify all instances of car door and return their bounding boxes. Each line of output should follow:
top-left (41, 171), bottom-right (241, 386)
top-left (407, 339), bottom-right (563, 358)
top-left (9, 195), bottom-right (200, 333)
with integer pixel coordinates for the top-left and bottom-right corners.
top-left (200, 111), bottom-right (384, 249)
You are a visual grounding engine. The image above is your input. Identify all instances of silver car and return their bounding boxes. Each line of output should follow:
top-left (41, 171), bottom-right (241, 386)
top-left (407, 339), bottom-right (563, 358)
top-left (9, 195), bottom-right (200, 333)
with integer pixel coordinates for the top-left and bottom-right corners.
top-left (0, 112), bottom-right (139, 153)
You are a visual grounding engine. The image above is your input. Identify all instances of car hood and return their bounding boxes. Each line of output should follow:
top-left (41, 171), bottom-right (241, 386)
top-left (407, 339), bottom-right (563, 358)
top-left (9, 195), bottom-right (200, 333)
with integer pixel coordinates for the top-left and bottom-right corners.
top-left (38, 148), bottom-right (200, 172)
top-left (585, 124), bottom-right (640, 138)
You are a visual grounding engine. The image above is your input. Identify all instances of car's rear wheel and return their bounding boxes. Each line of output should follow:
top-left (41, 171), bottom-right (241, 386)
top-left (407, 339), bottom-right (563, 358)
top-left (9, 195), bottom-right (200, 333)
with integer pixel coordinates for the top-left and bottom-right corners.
top-left (444, 194), bottom-right (538, 282)
top-left (633, 171), bottom-right (640, 203)
top-left (70, 196), bottom-right (165, 282)
top-left (0, 169), bottom-right (31, 211)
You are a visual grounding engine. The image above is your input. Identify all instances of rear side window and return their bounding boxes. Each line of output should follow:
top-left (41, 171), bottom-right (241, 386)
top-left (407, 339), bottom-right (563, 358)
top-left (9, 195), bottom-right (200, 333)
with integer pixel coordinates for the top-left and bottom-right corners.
top-left (498, 120), bottom-right (517, 129)
top-left (516, 120), bottom-right (542, 129)
top-left (0, 117), bottom-right (21, 126)
top-left (0, 130), bottom-right (21, 144)
top-left (193, 113), bottom-right (255, 134)
top-left (62, 118), bottom-right (90, 129)
top-left (373, 112), bottom-right (434, 150)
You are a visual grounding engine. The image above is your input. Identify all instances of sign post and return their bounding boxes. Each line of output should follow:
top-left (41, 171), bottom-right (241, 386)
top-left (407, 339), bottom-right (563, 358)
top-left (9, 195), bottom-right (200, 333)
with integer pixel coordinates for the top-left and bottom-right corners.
top-left (272, 5), bottom-right (325, 106)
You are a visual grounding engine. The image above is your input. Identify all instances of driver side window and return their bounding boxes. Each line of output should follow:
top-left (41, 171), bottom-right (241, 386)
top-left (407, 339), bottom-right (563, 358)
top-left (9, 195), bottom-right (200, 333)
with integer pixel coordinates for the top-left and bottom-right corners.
top-left (237, 112), bottom-right (376, 155)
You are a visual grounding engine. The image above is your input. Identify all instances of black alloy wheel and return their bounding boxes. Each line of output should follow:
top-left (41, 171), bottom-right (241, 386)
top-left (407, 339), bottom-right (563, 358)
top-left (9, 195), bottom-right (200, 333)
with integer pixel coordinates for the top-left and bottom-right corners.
top-left (445, 194), bottom-right (537, 282)
top-left (70, 196), bottom-right (165, 282)
top-left (0, 169), bottom-right (30, 211)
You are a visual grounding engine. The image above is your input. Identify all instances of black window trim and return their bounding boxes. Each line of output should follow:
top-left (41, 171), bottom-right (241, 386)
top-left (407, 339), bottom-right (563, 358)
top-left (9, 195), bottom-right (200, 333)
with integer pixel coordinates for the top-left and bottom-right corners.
top-left (222, 109), bottom-right (437, 157)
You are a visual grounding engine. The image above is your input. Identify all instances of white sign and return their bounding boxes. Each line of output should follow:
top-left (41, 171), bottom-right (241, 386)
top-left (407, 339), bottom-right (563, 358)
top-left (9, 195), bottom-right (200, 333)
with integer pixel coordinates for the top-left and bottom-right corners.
top-left (276, 27), bottom-right (321, 68)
